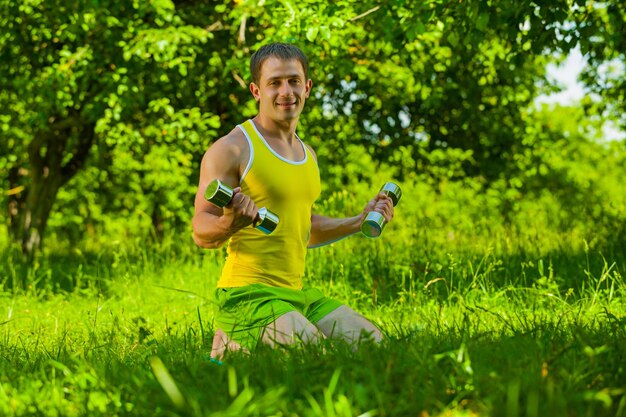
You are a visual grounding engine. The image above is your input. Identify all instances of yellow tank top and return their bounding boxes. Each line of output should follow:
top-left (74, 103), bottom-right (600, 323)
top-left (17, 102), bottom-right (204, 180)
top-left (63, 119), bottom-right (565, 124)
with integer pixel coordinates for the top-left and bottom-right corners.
top-left (217, 119), bottom-right (321, 289)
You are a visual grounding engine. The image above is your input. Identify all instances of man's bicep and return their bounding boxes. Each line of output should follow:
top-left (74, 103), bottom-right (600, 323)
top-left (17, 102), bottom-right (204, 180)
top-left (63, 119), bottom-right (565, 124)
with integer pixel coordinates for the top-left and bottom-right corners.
top-left (200, 140), bottom-right (242, 189)
top-left (194, 140), bottom-right (240, 216)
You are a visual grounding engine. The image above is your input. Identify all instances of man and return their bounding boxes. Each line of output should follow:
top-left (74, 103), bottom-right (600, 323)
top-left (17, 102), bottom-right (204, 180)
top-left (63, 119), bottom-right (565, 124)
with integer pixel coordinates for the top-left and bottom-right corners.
top-left (192, 43), bottom-right (394, 359)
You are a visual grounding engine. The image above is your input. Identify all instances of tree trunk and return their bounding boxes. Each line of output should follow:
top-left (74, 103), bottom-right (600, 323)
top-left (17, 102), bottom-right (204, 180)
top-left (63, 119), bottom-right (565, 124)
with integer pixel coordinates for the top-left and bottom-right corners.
top-left (151, 202), bottom-right (165, 241)
top-left (7, 166), bottom-right (27, 241)
top-left (19, 168), bottom-right (65, 256)
top-left (7, 116), bottom-right (96, 259)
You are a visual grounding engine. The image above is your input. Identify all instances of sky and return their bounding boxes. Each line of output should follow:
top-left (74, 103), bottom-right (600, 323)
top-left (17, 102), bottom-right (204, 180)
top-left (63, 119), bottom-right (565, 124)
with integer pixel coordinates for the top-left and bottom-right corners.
top-left (535, 47), bottom-right (626, 141)
top-left (536, 47), bottom-right (586, 105)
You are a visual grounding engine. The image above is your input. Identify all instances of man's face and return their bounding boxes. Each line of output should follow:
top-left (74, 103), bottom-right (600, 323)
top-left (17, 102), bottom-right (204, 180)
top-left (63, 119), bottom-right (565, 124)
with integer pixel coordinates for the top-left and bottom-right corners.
top-left (250, 57), bottom-right (312, 122)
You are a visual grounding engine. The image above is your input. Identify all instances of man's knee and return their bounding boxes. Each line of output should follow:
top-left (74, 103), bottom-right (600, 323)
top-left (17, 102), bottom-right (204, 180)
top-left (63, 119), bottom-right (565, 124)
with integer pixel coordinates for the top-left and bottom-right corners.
top-left (316, 306), bottom-right (383, 343)
top-left (261, 311), bottom-right (324, 347)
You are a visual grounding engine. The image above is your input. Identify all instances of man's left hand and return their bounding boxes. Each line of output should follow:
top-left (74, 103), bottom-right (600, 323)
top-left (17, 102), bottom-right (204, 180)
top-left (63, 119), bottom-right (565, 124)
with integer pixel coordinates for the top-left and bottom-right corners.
top-left (361, 192), bottom-right (394, 223)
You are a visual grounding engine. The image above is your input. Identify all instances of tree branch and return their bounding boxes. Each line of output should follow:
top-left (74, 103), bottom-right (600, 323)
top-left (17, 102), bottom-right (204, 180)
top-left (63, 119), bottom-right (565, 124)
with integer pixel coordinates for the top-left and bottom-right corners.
top-left (350, 5), bottom-right (382, 22)
top-left (61, 122), bottom-right (96, 183)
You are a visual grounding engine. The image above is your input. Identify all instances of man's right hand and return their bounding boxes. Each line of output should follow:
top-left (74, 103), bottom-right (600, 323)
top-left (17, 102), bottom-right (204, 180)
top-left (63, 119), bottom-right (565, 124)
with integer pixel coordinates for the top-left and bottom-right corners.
top-left (222, 187), bottom-right (260, 232)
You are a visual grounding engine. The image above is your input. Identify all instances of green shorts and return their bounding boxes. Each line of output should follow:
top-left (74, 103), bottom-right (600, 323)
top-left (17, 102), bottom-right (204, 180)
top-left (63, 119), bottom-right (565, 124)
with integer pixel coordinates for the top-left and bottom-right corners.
top-left (213, 284), bottom-right (343, 351)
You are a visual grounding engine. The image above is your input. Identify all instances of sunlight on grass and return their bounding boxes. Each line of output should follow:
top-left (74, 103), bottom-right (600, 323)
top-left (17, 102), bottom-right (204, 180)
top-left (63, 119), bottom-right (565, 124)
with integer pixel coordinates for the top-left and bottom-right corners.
top-left (1, 231), bottom-right (625, 416)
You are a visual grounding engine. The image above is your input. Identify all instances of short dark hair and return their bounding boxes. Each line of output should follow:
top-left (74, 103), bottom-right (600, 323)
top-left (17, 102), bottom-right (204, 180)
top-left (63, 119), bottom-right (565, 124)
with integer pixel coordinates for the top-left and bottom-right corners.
top-left (250, 43), bottom-right (309, 85)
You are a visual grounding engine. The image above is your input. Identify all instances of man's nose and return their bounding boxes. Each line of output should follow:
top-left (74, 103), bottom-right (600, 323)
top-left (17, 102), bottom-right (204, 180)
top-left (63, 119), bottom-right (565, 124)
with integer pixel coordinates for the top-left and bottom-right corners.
top-left (278, 81), bottom-right (293, 96)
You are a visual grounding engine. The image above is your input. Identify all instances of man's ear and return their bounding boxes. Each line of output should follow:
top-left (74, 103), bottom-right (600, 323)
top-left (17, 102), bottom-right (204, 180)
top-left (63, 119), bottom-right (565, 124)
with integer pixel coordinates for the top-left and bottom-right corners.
top-left (250, 82), bottom-right (261, 101)
top-left (305, 79), bottom-right (313, 98)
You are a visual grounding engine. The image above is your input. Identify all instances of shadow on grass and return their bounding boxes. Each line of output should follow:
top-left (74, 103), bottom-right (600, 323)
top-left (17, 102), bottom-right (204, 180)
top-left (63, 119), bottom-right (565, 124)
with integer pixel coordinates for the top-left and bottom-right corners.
top-left (0, 241), bottom-right (218, 295)
top-left (2, 312), bottom-right (625, 417)
top-left (105, 315), bottom-right (626, 417)
top-left (346, 245), bottom-right (625, 307)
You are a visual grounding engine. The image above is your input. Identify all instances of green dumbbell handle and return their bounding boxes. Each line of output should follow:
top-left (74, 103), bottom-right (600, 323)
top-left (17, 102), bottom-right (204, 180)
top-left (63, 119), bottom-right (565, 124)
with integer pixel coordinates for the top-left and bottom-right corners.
top-left (361, 182), bottom-right (402, 238)
top-left (204, 179), bottom-right (279, 235)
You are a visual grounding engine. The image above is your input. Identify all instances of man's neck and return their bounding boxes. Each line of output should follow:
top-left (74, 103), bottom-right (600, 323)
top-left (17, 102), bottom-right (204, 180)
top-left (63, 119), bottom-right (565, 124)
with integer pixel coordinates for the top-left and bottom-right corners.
top-left (253, 115), bottom-right (299, 143)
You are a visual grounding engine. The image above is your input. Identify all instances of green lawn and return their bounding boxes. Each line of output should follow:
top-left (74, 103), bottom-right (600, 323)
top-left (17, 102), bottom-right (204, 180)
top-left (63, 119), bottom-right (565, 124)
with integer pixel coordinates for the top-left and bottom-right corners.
top-left (1, 241), bottom-right (625, 416)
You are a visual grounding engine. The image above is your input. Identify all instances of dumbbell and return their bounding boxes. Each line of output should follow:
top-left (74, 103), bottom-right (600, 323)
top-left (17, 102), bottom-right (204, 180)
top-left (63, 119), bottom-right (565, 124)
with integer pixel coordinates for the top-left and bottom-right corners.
top-left (205, 179), bottom-right (279, 235)
top-left (360, 182), bottom-right (402, 238)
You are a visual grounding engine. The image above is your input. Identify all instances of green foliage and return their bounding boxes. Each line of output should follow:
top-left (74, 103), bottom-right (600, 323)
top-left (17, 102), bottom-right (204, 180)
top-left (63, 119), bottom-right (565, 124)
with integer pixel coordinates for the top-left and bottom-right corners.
top-left (508, 105), bottom-right (626, 246)
top-left (0, 0), bottom-right (225, 252)
top-left (571, 1), bottom-right (626, 130)
top-left (5, 0), bottom-right (625, 253)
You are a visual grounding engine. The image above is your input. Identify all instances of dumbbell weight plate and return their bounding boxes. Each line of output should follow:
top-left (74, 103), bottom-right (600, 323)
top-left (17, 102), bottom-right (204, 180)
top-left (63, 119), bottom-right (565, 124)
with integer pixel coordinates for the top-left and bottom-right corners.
top-left (255, 207), bottom-right (280, 234)
top-left (381, 182), bottom-right (402, 206)
top-left (205, 179), bottom-right (234, 207)
top-left (361, 211), bottom-right (386, 238)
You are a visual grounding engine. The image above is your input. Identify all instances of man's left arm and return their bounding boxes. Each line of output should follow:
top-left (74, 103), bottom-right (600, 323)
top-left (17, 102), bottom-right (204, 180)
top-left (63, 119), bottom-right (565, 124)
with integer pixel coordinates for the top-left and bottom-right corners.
top-left (308, 192), bottom-right (394, 248)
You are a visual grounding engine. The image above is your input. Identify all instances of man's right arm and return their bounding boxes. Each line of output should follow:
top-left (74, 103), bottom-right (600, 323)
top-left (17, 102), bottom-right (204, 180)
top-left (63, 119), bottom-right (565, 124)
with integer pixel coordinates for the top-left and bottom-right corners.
top-left (192, 131), bottom-right (258, 249)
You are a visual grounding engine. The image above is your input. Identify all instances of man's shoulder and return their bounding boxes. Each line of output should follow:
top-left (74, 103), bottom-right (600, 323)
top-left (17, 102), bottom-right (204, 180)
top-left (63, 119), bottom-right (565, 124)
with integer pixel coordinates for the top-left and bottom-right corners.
top-left (302, 142), bottom-right (317, 161)
top-left (216, 125), bottom-right (248, 149)
top-left (205, 125), bottom-right (250, 160)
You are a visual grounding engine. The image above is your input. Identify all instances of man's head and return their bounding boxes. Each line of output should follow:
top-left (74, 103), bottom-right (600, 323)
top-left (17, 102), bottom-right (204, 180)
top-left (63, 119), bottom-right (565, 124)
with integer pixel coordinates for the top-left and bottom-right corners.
top-left (249, 43), bottom-right (312, 123)
top-left (250, 43), bottom-right (309, 85)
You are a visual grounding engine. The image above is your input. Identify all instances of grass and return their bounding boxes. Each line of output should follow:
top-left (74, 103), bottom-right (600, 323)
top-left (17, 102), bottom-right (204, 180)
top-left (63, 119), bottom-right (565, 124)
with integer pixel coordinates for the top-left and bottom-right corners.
top-left (1, 234), bottom-right (625, 416)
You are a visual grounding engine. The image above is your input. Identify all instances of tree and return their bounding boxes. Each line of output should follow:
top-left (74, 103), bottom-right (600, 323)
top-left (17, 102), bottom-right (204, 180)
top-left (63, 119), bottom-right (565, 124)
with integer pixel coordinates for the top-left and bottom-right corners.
top-left (0, 0), bottom-right (220, 255)
top-left (571, 1), bottom-right (626, 131)
top-left (1, 0), bottom-right (617, 257)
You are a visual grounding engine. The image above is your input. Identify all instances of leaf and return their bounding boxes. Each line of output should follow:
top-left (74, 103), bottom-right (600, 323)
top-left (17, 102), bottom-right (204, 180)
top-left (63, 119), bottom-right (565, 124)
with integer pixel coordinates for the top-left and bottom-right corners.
top-left (476, 13), bottom-right (490, 31)
top-left (448, 32), bottom-right (459, 47)
top-left (320, 25), bottom-right (331, 40)
top-left (306, 26), bottom-right (319, 42)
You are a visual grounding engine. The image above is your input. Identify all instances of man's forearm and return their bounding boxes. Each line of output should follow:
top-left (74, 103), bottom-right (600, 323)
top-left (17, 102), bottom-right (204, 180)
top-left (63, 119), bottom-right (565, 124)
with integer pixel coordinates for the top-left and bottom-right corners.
top-left (192, 212), bottom-right (236, 249)
top-left (308, 214), bottom-right (363, 248)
